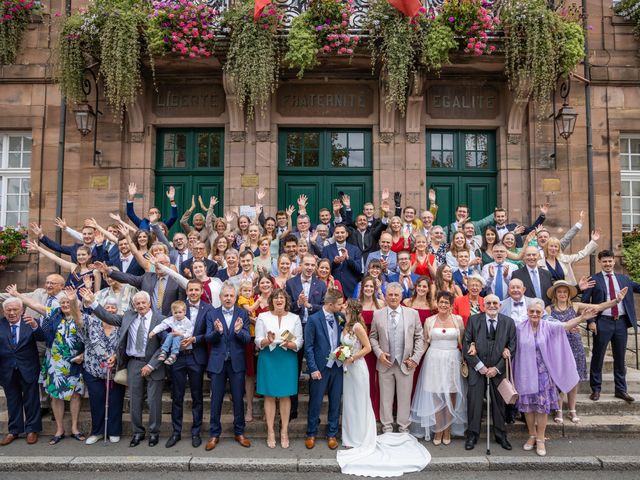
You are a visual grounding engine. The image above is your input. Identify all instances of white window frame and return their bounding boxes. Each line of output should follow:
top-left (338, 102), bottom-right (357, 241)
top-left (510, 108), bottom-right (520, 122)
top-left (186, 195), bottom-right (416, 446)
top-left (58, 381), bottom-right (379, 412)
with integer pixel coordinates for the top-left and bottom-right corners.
top-left (0, 132), bottom-right (32, 227)
top-left (620, 133), bottom-right (640, 232)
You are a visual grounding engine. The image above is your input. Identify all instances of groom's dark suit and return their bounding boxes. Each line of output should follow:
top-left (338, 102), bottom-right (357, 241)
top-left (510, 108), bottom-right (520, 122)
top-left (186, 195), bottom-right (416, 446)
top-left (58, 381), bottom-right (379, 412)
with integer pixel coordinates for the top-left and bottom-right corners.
top-left (463, 312), bottom-right (516, 448)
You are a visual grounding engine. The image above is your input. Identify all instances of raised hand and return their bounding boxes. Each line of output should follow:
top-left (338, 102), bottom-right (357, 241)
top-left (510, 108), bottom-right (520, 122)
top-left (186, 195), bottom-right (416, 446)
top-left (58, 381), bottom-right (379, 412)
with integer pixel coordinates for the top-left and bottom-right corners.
top-left (86, 218), bottom-right (98, 229)
top-left (591, 228), bottom-right (601, 242)
top-left (381, 188), bottom-right (390, 202)
top-left (92, 261), bottom-right (110, 275)
top-left (78, 287), bottom-right (95, 305)
top-left (341, 194), bottom-right (351, 209)
top-left (332, 199), bottom-right (342, 214)
top-left (578, 275), bottom-right (595, 291)
top-left (297, 194), bottom-right (308, 210)
top-left (209, 195), bottom-right (218, 208)
top-left (109, 212), bottom-right (123, 223)
top-left (381, 199), bottom-right (390, 214)
top-left (23, 315), bottom-right (38, 329)
top-left (428, 188), bottom-right (436, 205)
top-left (166, 186), bottom-right (175, 202)
top-left (29, 222), bottom-right (43, 238)
top-left (617, 286), bottom-right (629, 303)
top-left (190, 195), bottom-right (196, 211)
top-left (63, 286), bottom-right (77, 301)
top-left (128, 183), bottom-right (137, 200)
top-left (26, 240), bottom-right (40, 253)
top-left (579, 210), bottom-right (585, 224)
top-left (94, 230), bottom-right (104, 245)
top-left (540, 202), bottom-right (550, 216)
top-left (54, 217), bottom-right (67, 230)
top-left (224, 211), bottom-right (235, 223)
top-left (393, 191), bottom-right (402, 207)
top-left (514, 225), bottom-right (525, 235)
top-left (5, 284), bottom-right (19, 297)
top-left (198, 195), bottom-right (207, 211)
top-left (286, 205), bottom-right (295, 217)
top-left (256, 187), bottom-right (265, 201)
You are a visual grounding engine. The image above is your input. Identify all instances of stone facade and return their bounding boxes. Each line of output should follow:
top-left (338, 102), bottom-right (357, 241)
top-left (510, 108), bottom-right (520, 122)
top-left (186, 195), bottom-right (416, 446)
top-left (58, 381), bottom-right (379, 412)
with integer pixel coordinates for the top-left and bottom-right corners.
top-left (0, 0), bottom-right (637, 285)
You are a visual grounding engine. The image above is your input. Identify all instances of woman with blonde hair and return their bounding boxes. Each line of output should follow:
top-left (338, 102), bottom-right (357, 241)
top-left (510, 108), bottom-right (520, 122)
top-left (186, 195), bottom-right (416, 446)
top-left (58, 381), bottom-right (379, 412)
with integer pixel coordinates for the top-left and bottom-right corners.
top-left (388, 215), bottom-right (414, 253)
top-left (542, 229), bottom-right (600, 285)
top-left (446, 231), bottom-right (480, 273)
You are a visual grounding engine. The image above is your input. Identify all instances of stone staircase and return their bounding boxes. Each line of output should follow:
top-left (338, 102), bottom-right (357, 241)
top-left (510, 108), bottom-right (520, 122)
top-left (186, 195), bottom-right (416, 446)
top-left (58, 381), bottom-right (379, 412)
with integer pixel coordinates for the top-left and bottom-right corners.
top-left (2, 337), bottom-right (640, 439)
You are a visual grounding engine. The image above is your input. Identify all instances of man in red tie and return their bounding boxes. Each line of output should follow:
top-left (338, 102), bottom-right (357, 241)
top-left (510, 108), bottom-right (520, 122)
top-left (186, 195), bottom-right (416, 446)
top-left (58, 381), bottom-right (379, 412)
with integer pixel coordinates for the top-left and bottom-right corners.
top-left (582, 250), bottom-right (640, 403)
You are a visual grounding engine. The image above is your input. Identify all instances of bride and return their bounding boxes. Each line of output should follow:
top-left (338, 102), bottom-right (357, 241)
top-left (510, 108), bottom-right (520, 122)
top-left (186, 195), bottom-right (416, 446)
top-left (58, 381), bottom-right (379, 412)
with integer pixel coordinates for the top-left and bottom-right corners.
top-left (410, 291), bottom-right (467, 443)
top-left (337, 300), bottom-right (431, 477)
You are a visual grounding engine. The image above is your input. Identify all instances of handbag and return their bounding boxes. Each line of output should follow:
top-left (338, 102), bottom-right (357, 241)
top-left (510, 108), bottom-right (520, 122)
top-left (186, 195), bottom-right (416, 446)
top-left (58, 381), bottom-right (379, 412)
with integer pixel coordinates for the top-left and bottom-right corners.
top-left (497, 356), bottom-right (518, 405)
top-left (460, 360), bottom-right (469, 378)
top-left (113, 368), bottom-right (128, 386)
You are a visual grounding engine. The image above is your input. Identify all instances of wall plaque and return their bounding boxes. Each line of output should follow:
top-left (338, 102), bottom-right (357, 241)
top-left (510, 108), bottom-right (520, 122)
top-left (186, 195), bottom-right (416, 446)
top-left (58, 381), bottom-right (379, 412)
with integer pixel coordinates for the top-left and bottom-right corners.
top-left (90, 175), bottom-right (109, 190)
top-left (241, 174), bottom-right (259, 188)
top-left (427, 85), bottom-right (499, 119)
top-left (153, 84), bottom-right (225, 117)
top-left (277, 84), bottom-right (373, 117)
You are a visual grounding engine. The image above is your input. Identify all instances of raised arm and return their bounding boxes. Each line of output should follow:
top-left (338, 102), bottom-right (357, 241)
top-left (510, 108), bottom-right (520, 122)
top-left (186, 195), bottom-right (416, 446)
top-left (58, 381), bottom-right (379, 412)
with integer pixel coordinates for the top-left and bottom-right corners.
top-left (5, 284), bottom-right (47, 315)
top-left (86, 218), bottom-right (118, 244)
top-left (561, 229), bottom-right (599, 265)
top-left (153, 260), bottom-right (188, 290)
top-left (54, 217), bottom-right (83, 242)
top-left (163, 186), bottom-right (178, 229)
top-left (117, 225), bottom-right (150, 271)
top-left (560, 211), bottom-right (584, 251)
top-left (126, 183), bottom-right (143, 228)
top-left (180, 196), bottom-right (196, 235)
top-left (28, 240), bottom-right (77, 272)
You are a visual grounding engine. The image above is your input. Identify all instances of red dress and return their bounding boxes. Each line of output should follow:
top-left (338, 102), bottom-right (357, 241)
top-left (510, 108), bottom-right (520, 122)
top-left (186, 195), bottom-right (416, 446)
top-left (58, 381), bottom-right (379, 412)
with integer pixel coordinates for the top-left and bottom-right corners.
top-left (411, 307), bottom-right (432, 398)
top-left (410, 252), bottom-right (436, 278)
top-left (390, 236), bottom-right (414, 253)
top-left (362, 309), bottom-right (380, 421)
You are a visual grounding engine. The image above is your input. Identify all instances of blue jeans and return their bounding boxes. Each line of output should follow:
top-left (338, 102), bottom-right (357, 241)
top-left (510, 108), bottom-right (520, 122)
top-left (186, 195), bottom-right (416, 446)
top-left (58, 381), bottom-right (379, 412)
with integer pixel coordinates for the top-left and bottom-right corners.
top-left (161, 334), bottom-right (184, 355)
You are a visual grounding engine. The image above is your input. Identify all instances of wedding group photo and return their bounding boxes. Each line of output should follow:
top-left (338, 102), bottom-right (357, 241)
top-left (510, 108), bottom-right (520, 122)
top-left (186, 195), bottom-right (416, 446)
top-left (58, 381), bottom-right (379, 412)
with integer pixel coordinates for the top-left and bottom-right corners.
top-left (1, 0), bottom-right (640, 478)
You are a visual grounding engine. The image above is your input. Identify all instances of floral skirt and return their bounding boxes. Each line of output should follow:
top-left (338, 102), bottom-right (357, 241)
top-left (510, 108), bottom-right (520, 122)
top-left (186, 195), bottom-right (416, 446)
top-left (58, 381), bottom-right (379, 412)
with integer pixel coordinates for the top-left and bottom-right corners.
top-left (40, 349), bottom-right (85, 401)
top-left (516, 346), bottom-right (559, 414)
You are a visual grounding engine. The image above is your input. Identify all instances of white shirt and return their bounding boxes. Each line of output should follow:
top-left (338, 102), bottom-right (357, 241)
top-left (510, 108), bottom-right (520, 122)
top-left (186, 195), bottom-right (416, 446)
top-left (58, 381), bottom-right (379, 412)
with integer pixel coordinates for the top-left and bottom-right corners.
top-left (509, 298), bottom-right (528, 325)
top-left (150, 315), bottom-right (194, 337)
top-left (602, 272), bottom-right (626, 317)
top-left (495, 223), bottom-right (509, 240)
top-left (127, 310), bottom-right (152, 358)
top-left (221, 306), bottom-right (235, 329)
top-left (120, 254), bottom-right (133, 272)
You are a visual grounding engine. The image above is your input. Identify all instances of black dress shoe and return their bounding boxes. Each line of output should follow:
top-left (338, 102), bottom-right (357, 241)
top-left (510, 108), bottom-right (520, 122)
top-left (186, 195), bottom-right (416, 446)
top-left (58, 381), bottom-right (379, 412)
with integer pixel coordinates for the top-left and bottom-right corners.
top-left (165, 434), bottom-right (180, 448)
top-left (129, 434), bottom-right (145, 447)
top-left (289, 410), bottom-right (298, 421)
top-left (192, 435), bottom-right (202, 448)
top-left (464, 433), bottom-right (477, 450)
top-left (615, 391), bottom-right (635, 403)
top-left (149, 434), bottom-right (159, 447)
top-left (496, 436), bottom-right (512, 450)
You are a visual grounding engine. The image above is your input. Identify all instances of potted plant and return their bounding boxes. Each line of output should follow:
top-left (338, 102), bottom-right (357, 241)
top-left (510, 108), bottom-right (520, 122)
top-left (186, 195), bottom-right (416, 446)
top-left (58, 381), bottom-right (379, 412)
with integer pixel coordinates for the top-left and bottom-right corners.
top-left (0, 0), bottom-right (39, 65)
top-left (0, 226), bottom-right (28, 271)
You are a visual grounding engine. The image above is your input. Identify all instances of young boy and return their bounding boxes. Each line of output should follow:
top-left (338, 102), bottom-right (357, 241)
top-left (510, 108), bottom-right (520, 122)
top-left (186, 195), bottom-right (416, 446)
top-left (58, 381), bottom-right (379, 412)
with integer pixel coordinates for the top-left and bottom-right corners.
top-left (149, 300), bottom-right (194, 365)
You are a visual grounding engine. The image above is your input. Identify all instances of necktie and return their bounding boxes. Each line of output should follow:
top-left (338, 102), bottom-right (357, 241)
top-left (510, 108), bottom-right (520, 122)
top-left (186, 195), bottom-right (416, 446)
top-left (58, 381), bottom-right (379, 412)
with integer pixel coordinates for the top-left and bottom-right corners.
top-left (382, 254), bottom-right (388, 262)
top-left (157, 277), bottom-right (166, 309)
top-left (607, 274), bottom-right (619, 317)
top-left (326, 315), bottom-right (335, 330)
top-left (462, 271), bottom-right (468, 278)
top-left (10, 324), bottom-right (17, 346)
top-left (46, 296), bottom-right (54, 308)
top-left (497, 225), bottom-right (507, 231)
top-left (189, 303), bottom-right (199, 309)
top-left (177, 253), bottom-right (184, 271)
top-left (488, 318), bottom-right (496, 339)
top-left (135, 315), bottom-right (147, 352)
top-left (495, 264), bottom-right (504, 299)
top-left (391, 310), bottom-right (398, 329)
top-left (530, 269), bottom-right (541, 299)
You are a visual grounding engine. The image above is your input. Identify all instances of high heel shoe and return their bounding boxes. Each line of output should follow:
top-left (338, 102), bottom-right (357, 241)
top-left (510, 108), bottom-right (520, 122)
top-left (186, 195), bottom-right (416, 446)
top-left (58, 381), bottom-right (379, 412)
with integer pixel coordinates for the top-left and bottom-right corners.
top-left (266, 430), bottom-right (276, 449)
top-left (281, 430), bottom-right (289, 449)
top-left (432, 432), bottom-right (442, 446)
top-left (553, 409), bottom-right (564, 425)
top-left (536, 438), bottom-right (546, 457)
top-left (568, 410), bottom-right (581, 424)
top-left (442, 430), bottom-right (451, 445)
top-left (523, 435), bottom-right (536, 451)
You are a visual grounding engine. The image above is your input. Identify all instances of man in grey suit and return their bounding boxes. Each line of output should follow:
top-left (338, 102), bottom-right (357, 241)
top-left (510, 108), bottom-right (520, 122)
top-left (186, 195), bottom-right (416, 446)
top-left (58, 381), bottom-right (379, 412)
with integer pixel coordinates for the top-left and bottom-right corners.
top-left (463, 294), bottom-right (517, 451)
top-left (512, 247), bottom-right (553, 306)
top-left (85, 289), bottom-right (166, 448)
top-left (95, 253), bottom-right (185, 316)
top-left (369, 283), bottom-right (425, 433)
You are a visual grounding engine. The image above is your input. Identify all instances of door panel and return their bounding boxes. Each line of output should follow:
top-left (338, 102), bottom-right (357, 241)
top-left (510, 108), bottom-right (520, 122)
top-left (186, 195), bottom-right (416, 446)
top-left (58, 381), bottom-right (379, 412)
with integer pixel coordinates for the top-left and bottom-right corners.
top-left (155, 177), bottom-right (188, 233)
top-left (278, 177), bottom-right (322, 223)
top-left (461, 178), bottom-right (496, 221)
top-left (327, 177), bottom-right (371, 217)
top-left (427, 177), bottom-right (458, 227)
top-left (192, 178), bottom-right (223, 218)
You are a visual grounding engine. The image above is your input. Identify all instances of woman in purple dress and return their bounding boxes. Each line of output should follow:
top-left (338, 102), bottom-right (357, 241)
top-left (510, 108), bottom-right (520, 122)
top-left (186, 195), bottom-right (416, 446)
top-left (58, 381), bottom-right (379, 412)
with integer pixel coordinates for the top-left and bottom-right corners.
top-left (513, 299), bottom-right (597, 457)
top-left (546, 280), bottom-right (628, 424)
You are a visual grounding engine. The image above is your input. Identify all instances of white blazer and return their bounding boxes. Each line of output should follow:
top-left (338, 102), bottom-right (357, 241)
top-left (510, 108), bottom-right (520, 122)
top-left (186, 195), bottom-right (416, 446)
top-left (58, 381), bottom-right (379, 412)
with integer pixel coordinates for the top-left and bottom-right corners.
top-left (255, 311), bottom-right (303, 352)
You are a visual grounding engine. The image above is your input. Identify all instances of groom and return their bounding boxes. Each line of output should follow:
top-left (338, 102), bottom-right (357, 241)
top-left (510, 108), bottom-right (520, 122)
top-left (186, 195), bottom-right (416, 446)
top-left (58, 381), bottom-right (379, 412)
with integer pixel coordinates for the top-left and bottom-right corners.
top-left (304, 289), bottom-right (345, 449)
top-left (463, 294), bottom-right (517, 451)
top-left (369, 282), bottom-right (425, 433)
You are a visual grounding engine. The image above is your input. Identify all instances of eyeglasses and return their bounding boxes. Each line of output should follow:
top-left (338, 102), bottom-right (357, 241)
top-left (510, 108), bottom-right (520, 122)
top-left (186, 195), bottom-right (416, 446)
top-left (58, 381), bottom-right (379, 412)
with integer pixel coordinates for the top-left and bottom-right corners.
top-left (485, 301), bottom-right (500, 305)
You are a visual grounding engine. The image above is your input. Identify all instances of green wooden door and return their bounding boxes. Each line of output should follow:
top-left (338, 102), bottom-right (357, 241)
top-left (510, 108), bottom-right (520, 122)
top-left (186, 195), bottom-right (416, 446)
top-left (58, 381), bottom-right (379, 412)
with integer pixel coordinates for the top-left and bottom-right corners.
top-left (278, 129), bottom-right (372, 223)
top-left (426, 130), bottom-right (497, 226)
top-left (156, 129), bottom-right (224, 235)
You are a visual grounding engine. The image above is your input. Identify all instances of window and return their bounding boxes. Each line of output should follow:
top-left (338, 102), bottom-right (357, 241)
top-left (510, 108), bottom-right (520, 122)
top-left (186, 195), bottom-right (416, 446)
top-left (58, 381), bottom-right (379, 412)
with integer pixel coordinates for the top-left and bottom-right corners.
top-left (0, 133), bottom-right (31, 226)
top-left (620, 134), bottom-right (640, 232)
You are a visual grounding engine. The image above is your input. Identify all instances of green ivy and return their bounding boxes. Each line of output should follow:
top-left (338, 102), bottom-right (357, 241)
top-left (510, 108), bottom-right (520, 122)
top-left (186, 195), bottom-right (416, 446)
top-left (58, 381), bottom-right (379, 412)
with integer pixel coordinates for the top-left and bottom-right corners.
top-left (558, 20), bottom-right (585, 78)
top-left (421, 22), bottom-right (457, 72)
top-left (223, 0), bottom-right (282, 119)
top-left (285, 14), bottom-right (320, 79)
top-left (0, 0), bottom-right (39, 65)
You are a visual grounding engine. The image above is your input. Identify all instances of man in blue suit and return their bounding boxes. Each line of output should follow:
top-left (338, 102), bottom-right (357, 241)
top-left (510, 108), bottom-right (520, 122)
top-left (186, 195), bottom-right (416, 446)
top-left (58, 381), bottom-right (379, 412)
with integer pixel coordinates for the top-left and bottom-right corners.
top-left (204, 282), bottom-right (251, 450)
top-left (365, 232), bottom-right (398, 280)
top-left (304, 289), bottom-right (345, 450)
top-left (387, 251), bottom-right (420, 299)
top-left (31, 222), bottom-right (104, 264)
top-left (165, 279), bottom-right (215, 449)
top-left (321, 224), bottom-right (362, 298)
top-left (582, 250), bottom-right (640, 403)
top-left (0, 298), bottom-right (45, 446)
top-left (107, 237), bottom-right (145, 276)
top-left (285, 254), bottom-right (327, 419)
top-left (126, 182), bottom-right (178, 231)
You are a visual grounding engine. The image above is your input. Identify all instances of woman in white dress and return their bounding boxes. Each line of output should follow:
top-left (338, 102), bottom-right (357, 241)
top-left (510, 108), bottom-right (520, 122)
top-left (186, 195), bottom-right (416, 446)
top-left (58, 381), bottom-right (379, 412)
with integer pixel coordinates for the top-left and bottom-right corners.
top-left (337, 300), bottom-right (431, 477)
top-left (410, 291), bottom-right (467, 444)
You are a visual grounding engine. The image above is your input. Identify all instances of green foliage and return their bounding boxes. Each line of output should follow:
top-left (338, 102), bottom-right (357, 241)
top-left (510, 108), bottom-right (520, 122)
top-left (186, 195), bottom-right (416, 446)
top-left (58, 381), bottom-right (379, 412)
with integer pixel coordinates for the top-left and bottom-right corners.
top-left (366, 0), bottom-right (422, 115)
top-left (0, 0), bottom-right (39, 65)
top-left (223, 0), bottom-right (282, 119)
top-left (614, 0), bottom-right (640, 40)
top-left (421, 22), bottom-right (457, 72)
top-left (558, 20), bottom-right (585, 78)
top-left (623, 230), bottom-right (640, 283)
top-left (0, 226), bottom-right (28, 266)
top-left (285, 15), bottom-right (320, 79)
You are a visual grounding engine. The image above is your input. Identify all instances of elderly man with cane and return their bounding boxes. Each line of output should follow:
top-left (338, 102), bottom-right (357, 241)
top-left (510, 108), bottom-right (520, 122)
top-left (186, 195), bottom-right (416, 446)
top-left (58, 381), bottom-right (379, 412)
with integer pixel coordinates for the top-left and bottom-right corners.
top-left (463, 294), bottom-right (517, 451)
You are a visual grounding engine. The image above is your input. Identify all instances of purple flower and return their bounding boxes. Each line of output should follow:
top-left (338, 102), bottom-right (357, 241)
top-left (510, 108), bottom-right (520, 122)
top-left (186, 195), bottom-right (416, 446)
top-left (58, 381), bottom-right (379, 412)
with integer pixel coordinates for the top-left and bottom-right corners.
top-left (448, 16), bottom-right (455, 22)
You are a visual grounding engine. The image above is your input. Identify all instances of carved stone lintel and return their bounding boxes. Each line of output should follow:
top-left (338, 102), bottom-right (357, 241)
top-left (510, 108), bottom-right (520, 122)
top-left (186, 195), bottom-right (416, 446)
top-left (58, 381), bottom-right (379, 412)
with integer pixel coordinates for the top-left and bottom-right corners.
top-left (230, 131), bottom-right (246, 142)
top-left (379, 132), bottom-right (394, 144)
top-left (256, 131), bottom-right (271, 143)
top-left (129, 132), bottom-right (144, 143)
top-left (406, 133), bottom-right (420, 144)
top-left (507, 134), bottom-right (521, 145)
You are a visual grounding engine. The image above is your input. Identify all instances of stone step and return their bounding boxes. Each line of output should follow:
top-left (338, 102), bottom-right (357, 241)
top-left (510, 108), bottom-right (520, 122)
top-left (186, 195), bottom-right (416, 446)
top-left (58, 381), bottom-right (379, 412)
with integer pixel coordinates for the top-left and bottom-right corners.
top-left (577, 370), bottom-right (640, 394)
top-left (3, 411), bottom-right (639, 439)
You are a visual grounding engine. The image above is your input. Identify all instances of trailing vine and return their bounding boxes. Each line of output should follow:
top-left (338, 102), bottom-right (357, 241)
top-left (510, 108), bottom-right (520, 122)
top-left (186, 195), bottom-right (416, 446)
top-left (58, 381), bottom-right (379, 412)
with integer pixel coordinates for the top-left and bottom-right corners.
top-left (614, 0), bottom-right (640, 41)
top-left (284, 0), bottom-right (359, 79)
top-left (0, 0), bottom-right (38, 65)
top-left (223, 0), bottom-right (283, 119)
top-left (421, 21), bottom-right (457, 72)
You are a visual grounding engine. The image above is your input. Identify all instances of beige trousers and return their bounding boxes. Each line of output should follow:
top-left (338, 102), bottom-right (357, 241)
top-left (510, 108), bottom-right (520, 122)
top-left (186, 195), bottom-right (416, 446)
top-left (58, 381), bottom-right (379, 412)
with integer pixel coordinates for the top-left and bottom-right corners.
top-left (378, 362), bottom-right (415, 432)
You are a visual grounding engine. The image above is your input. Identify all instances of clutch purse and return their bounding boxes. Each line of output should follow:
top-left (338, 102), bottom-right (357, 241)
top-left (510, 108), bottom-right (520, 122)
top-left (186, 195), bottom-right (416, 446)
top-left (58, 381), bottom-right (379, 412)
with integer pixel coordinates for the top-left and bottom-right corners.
top-left (280, 330), bottom-right (297, 343)
top-left (460, 360), bottom-right (469, 378)
top-left (497, 357), bottom-right (518, 405)
top-left (113, 368), bottom-right (128, 386)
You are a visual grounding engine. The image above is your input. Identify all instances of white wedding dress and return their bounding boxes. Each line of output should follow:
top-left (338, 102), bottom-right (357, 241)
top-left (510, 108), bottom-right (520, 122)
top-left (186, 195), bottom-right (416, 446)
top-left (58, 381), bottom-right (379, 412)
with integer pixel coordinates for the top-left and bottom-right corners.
top-left (410, 327), bottom-right (467, 440)
top-left (337, 331), bottom-right (431, 477)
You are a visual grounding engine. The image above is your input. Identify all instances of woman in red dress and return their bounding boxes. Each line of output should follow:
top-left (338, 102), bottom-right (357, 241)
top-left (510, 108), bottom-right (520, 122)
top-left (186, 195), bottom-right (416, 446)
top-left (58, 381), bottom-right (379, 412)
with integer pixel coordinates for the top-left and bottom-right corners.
top-left (389, 216), bottom-right (414, 253)
top-left (403, 276), bottom-right (433, 397)
top-left (452, 273), bottom-right (486, 327)
top-left (411, 234), bottom-right (437, 279)
top-left (358, 275), bottom-right (385, 420)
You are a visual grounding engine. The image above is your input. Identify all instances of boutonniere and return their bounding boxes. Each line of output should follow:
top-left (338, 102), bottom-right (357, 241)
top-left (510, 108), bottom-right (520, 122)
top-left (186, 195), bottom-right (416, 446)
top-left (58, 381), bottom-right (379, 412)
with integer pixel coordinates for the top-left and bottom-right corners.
top-left (335, 312), bottom-right (346, 326)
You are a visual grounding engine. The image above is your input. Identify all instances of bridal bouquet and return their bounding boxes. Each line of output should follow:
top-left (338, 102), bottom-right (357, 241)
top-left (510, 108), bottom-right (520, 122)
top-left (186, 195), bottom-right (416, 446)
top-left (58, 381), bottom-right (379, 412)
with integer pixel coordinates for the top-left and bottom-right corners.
top-left (328, 344), bottom-right (352, 372)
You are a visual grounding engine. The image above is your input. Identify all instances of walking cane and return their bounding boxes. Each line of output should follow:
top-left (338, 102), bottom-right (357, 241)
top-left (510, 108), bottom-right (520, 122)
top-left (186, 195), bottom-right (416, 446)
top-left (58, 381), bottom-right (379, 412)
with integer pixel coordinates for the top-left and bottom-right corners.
top-left (486, 378), bottom-right (491, 455)
top-left (104, 364), bottom-right (112, 445)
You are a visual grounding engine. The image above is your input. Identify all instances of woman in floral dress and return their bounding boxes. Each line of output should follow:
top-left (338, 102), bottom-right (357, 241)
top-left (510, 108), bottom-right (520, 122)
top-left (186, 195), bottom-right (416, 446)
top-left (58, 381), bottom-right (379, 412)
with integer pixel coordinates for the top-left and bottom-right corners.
top-left (40, 288), bottom-right (86, 445)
